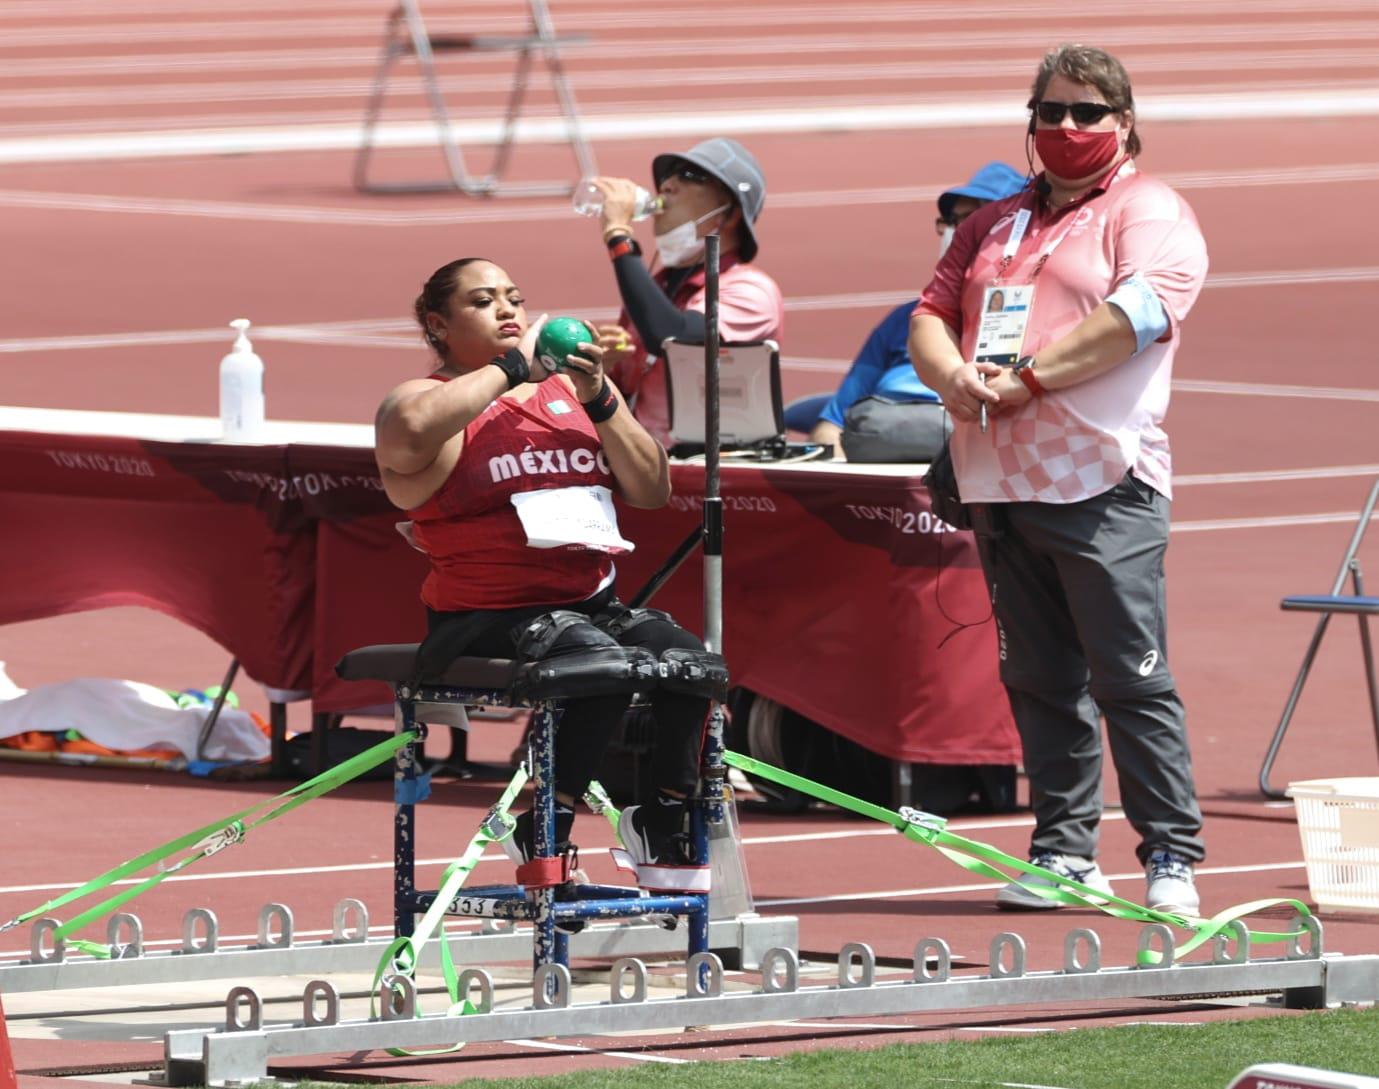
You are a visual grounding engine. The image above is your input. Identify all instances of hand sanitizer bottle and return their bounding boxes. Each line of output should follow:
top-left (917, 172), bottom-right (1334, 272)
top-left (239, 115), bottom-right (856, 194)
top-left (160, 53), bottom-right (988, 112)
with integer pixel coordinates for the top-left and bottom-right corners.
top-left (219, 318), bottom-right (265, 440)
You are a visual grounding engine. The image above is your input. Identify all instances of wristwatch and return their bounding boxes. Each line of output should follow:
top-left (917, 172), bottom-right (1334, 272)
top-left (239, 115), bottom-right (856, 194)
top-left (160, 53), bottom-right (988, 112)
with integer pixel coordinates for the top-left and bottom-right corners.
top-left (1012, 355), bottom-right (1046, 396)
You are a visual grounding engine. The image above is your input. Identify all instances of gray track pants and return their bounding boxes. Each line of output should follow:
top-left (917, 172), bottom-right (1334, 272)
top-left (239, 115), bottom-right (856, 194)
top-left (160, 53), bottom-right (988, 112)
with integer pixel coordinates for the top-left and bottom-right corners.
top-left (974, 473), bottom-right (1205, 865)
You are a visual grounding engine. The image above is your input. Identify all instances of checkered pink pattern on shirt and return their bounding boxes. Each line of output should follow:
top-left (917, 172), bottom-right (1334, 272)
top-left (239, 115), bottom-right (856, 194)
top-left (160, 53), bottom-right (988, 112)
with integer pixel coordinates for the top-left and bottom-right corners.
top-left (917, 161), bottom-right (1208, 504)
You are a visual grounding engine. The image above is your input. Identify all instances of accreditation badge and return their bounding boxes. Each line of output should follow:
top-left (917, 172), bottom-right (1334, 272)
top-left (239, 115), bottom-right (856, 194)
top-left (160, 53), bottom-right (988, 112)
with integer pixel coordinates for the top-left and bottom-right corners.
top-left (973, 283), bottom-right (1035, 367)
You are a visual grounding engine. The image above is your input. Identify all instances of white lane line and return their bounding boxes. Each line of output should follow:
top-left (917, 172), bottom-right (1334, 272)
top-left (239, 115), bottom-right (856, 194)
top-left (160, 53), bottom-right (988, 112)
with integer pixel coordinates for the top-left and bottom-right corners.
top-left (7, 270), bottom-right (1379, 357)
top-left (2, 0), bottom-right (1371, 26)
top-left (507, 1038), bottom-right (690, 1064)
top-left (3, 162), bottom-right (1377, 228)
top-left (14, 50), bottom-right (1379, 112)
top-left (755, 860), bottom-right (1304, 908)
top-left (8, 10), bottom-right (1377, 47)
top-left (0, 817), bottom-right (1029, 897)
top-left (1173, 377), bottom-right (1379, 401)
top-left (1172, 510), bottom-right (1379, 533)
top-left (8, 27), bottom-right (1379, 81)
top-left (1175, 464), bottom-right (1379, 486)
top-left (15, 76), bottom-right (1379, 141)
top-left (6, 87), bottom-right (1379, 163)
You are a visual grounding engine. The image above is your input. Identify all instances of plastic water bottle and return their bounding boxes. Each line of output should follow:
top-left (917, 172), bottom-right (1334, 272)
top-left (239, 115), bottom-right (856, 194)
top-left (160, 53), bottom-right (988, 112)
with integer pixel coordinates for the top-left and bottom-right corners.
top-left (572, 178), bottom-right (662, 220)
top-left (219, 318), bottom-right (265, 441)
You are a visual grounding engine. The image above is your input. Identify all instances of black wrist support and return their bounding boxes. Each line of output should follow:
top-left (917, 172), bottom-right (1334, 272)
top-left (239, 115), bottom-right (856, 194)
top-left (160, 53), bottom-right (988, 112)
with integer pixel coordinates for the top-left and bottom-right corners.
top-left (581, 379), bottom-right (619, 424)
top-left (488, 347), bottom-right (529, 389)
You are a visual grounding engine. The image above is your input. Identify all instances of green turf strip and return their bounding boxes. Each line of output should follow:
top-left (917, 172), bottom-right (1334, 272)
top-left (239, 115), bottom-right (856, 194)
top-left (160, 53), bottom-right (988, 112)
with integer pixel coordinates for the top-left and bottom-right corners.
top-left (285, 1006), bottom-right (1379, 1089)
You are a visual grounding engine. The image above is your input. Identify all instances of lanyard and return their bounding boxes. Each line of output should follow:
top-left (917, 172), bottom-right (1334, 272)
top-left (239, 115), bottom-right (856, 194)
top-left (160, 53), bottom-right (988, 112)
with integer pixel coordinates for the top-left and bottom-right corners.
top-left (994, 197), bottom-right (1085, 283)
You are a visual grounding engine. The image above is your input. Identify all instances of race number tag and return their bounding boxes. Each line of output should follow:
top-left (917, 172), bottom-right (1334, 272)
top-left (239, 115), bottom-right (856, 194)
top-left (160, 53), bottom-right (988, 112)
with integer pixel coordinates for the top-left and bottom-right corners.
top-left (510, 485), bottom-right (635, 554)
top-left (973, 283), bottom-right (1035, 367)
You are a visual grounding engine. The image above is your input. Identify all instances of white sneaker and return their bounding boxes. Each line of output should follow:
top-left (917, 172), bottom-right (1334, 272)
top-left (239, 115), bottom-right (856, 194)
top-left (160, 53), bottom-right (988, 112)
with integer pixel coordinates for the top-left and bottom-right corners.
top-left (1145, 849), bottom-right (1200, 916)
top-left (996, 852), bottom-right (1113, 911)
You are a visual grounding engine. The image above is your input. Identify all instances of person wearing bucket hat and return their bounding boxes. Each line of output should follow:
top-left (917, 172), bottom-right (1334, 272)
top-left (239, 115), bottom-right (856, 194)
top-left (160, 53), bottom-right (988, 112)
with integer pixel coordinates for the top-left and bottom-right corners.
top-left (783, 161), bottom-right (1026, 458)
top-left (582, 137), bottom-right (784, 445)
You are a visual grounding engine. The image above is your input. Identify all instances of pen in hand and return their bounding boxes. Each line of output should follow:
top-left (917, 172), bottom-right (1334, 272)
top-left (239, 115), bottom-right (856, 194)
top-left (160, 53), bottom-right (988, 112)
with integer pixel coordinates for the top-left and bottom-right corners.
top-left (979, 372), bottom-right (988, 434)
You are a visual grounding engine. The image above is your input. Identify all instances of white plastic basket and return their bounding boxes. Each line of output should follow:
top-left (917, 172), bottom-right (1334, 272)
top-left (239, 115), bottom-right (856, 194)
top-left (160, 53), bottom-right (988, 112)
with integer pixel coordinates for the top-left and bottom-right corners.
top-left (1288, 777), bottom-right (1379, 914)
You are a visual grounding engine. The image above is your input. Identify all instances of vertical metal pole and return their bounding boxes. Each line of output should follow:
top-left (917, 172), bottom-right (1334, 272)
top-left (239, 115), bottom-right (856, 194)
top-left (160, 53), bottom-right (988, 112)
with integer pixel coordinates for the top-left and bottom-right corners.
top-left (693, 233), bottom-right (724, 964)
top-left (394, 695), bottom-right (419, 939)
top-left (703, 233), bottom-right (723, 658)
top-left (700, 235), bottom-right (726, 823)
top-left (531, 703), bottom-right (558, 972)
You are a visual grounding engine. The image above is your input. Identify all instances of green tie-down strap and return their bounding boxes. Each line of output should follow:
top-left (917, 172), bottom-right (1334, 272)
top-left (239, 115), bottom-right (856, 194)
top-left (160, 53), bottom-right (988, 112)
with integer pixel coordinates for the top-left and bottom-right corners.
top-left (370, 764), bottom-right (529, 1056)
top-left (583, 780), bottom-right (622, 834)
top-left (371, 773), bottom-right (628, 1056)
top-left (723, 750), bottom-right (1312, 965)
top-left (1, 731), bottom-right (418, 958)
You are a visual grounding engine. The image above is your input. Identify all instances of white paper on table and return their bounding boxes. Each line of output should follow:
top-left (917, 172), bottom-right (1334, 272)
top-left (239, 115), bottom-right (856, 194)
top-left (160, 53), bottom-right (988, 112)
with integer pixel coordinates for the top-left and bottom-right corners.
top-left (510, 485), bottom-right (635, 554)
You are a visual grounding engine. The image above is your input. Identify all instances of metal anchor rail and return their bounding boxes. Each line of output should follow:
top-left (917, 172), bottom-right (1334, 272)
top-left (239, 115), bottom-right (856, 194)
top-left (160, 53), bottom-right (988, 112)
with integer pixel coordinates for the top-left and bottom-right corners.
top-left (163, 918), bottom-right (1379, 1088)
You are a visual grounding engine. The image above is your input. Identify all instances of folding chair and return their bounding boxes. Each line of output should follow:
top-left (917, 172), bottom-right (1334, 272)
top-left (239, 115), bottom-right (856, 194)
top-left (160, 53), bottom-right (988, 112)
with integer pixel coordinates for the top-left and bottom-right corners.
top-left (353, 0), bottom-right (597, 197)
top-left (1259, 477), bottom-right (1379, 798)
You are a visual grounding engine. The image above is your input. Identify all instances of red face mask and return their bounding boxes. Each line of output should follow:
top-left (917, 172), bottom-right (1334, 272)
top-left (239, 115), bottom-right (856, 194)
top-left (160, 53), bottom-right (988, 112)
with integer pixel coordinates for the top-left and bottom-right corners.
top-left (1034, 127), bottom-right (1122, 181)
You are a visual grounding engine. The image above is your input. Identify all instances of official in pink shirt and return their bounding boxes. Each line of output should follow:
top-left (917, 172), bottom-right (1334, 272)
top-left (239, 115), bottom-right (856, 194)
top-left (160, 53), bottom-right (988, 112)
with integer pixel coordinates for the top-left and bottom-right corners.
top-left (911, 45), bottom-right (1208, 917)
top-left (582, 138), bottom-right (785, 447)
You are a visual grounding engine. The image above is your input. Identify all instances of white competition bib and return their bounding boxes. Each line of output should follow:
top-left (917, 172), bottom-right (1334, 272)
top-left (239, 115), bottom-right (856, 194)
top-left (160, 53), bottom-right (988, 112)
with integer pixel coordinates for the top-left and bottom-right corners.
top-left (510, 485), bottom-right (635, 554)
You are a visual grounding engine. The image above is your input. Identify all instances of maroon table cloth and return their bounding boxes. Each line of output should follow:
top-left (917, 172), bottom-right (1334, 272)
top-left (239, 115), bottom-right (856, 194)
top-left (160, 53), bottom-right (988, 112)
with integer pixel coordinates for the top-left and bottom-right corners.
top-left (0, 427), bottom-right (1016, 764)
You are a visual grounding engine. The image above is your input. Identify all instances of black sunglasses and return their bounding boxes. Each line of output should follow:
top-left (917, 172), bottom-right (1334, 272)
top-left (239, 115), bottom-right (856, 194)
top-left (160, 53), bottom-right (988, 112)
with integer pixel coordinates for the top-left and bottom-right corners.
top-left (1033, 100), bottom-right (1118, 125)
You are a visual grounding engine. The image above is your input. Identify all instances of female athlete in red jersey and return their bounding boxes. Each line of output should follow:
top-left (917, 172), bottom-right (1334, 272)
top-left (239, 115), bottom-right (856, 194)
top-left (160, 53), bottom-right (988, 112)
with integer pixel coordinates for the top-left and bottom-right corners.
top-left (374, 258), bottom-right (710, 892)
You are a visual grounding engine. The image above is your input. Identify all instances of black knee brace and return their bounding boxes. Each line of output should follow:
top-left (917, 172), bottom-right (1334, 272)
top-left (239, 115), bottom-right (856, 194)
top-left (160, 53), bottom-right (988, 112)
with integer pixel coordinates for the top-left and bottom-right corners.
top-left (657, 648), bottom-right (729, 700)
top-left (509, 610), bottom-right (658, 701)
top-left (598, 607), bottom-right (675, 640)
top-left (512, 610), bottom-right (605, 660)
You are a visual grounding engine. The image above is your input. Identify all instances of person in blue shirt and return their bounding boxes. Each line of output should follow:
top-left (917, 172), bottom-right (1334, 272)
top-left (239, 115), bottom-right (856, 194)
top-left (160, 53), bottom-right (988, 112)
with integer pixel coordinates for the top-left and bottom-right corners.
top-left (787, 162), bottom-right (1027, 457)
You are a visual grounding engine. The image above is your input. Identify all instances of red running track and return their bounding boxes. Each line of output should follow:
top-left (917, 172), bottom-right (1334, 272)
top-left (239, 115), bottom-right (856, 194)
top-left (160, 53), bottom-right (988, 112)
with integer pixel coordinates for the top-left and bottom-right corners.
top-left (4, 0), bottom-right (1379, 1081)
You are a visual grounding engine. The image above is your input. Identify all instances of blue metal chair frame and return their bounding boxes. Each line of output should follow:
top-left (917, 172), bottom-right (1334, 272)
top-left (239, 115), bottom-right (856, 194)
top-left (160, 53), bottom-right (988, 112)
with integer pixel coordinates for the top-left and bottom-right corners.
top-left (1260, 477), bottom-right (1379, 798)
top-left (336, 646), bottom-right (714, 971)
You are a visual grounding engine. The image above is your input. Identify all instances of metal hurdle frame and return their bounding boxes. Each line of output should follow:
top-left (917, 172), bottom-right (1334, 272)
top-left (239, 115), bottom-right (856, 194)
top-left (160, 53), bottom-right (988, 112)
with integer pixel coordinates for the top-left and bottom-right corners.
top-left (352, 0), bottom-right (596, 196)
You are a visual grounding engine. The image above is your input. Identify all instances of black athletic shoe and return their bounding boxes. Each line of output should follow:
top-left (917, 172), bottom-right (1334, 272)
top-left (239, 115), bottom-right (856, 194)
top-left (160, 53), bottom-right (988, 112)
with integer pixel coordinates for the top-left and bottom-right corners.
top-left (500, 808), bottom-right (575, 865)
top-left (616, 805), bottom-right (710, 893)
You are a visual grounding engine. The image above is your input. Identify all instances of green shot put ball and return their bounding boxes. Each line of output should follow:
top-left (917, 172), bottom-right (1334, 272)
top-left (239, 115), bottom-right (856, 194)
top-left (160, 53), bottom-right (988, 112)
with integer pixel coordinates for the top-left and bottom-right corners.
top-left (536, 317), bottom-right (596, 373)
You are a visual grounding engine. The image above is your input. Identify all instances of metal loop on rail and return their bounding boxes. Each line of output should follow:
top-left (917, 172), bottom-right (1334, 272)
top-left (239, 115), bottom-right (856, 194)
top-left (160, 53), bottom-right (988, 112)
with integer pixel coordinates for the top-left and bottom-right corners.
top-left (303, 980), bottom-right (340, 1027)
top-left (1062, 928), bottom-right (1101, 974)
top-left (456, 968), bottom-right (494, 1014)
top-left (533, 963), bottom-right (571, 1009)
top-left (379, 973), bottom-right (416, 1020)
top-left (30, 917), bottom-right (65, 964)
top-left (225, 986), bottom-right (263, 1032)
top-left (180, 908), bottom-right (219, 954)
top-left (759, 947), bottom-right (799, 994)
top-left (1137, 923), bottom-right (1176, 969)
top-left (1211, 919), bottom-right (1251, 965)
top-left (256, 902), bottom-right (294, 950)
top-left (989, 932), bottom-right (1027, 979)
top-left (686, 952), bottom-right (723, 998)
top-left (611, 957), bottom-right (649, 1004)
top-left (838, 942), bottom-right (875, 989)
top-left (913, 937), bottom-right (951, 983)
top-left (106, 912), bottom-right (144, 959)
top-left (332, 898), bottom-right (369, 943)
top-left (1288, 914), bottom-right (1322, 959)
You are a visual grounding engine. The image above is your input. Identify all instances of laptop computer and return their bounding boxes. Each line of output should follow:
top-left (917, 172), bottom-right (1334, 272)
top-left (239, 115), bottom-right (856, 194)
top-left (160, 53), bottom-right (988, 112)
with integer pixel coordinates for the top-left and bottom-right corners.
top-left (662, 338), bottom-right (823, 460)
